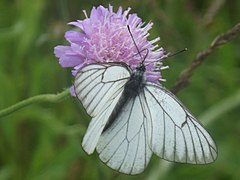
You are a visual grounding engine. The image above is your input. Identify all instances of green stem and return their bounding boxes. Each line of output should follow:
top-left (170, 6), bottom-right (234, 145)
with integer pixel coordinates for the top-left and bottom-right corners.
top-left (0, 88), bottom-right (70, 118)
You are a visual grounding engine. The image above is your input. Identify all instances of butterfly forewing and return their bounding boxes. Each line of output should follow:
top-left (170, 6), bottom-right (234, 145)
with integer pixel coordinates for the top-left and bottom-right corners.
top-left (74, 63), bottom-right (131, 154)
top-left (74, 64), bottom-right (131, 117)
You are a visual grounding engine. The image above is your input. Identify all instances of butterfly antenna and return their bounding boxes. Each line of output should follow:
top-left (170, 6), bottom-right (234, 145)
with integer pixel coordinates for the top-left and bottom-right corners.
top-left (168, 48), bottom-right (188, 58)
top-left (127, 25), bottom-right (145, 63)
top-left (144, 49), bottom-right (149, 61)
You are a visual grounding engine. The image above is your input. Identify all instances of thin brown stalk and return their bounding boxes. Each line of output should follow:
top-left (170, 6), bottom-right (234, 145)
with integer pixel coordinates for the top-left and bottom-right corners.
top-left (171, 22), bottom-right (240, 94)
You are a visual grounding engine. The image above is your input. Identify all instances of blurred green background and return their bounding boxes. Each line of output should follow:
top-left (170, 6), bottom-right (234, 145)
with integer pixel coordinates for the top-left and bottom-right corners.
top-left (0, 0), bottom-right (240, 179)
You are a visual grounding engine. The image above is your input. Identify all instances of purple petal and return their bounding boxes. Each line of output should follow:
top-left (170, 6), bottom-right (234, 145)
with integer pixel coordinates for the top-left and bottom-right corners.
top-left (68, 21), bottom-right (83, 30)
top-left (65, 31), bottom-right (86, 44)
top-left (54, 46), bottom-right (70, 58)
top-left (55, 46), bottom-right (84, 67)
top-left (59, 55), bottom-right (84, 67)
top-left (70, 85), bottom-right (76, 96)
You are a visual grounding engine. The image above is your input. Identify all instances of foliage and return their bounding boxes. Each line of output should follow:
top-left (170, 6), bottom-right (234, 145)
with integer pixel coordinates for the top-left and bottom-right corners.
top-left (0, 0), bottom-right (240, 179)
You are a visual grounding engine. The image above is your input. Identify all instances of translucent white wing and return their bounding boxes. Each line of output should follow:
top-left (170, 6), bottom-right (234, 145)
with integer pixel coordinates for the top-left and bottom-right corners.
top-left (96, 94), bottom-right (152, 175)
top-left (74, 63), bottom-right (131, 117)
top-left (74, 63), bottom-right (131, 154)
top-left (143, 83), bottom-right (218, 164)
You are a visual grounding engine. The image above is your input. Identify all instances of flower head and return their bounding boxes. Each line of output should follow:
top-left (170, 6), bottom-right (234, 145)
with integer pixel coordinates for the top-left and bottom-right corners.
top-left (54, 5), bottom-right (168, 95)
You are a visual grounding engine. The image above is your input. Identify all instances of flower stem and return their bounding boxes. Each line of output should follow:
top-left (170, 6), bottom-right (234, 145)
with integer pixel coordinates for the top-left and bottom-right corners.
top-left (0, 88), bottom-right (70, 118)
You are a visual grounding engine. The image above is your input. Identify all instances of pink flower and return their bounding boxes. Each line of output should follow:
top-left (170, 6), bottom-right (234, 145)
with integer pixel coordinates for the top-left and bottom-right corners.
top-left (54, 5), bottom-right (168, 96)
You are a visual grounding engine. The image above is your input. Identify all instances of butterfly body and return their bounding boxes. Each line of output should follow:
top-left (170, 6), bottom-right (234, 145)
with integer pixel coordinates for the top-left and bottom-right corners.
top-left (104, 63), bottom-right (146, 132)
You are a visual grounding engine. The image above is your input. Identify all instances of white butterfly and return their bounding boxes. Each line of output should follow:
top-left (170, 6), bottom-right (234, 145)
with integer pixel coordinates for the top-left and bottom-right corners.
top-left (74, 61), bottom-right (217, 175)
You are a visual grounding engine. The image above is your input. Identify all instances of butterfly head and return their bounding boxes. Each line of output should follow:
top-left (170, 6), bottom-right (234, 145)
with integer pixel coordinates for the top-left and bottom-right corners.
top-left (136, 62), bottom-right (146, 73)
top-left (132, 62), bottom-right (146, 84)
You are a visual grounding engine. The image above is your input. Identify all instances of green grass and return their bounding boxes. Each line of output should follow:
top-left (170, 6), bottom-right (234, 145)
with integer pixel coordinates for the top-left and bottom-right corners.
top-left (0, 0), bottom-right (240, 179)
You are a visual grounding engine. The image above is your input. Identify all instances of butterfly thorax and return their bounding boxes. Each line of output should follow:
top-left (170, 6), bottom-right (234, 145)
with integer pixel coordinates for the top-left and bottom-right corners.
top-left (124, 63), bottom-right (146, 95)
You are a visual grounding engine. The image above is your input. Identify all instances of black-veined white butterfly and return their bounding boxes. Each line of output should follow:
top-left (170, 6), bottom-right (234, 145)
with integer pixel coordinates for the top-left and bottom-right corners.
top-left (73, 28), bottom-right (217, 175)
top-left (73, 62), bottom-right (218, 174)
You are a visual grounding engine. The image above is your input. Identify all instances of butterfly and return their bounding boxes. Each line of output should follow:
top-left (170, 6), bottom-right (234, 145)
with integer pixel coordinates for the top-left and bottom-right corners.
top-left (73, 26), bottom-right (217, 175)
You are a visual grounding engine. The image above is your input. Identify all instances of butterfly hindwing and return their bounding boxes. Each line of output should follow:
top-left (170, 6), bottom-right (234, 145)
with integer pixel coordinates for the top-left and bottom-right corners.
top-left (143, 83), bottom-right (218, 164)
top-left (96, 93), bottom-right (152, 175)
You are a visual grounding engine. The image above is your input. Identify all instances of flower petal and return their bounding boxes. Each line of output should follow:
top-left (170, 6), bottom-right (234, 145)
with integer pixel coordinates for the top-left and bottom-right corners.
top-left (65, 31), bottom-right (86, 44)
